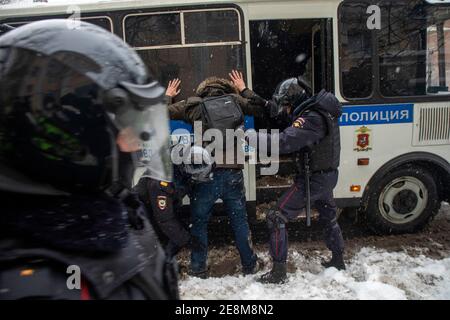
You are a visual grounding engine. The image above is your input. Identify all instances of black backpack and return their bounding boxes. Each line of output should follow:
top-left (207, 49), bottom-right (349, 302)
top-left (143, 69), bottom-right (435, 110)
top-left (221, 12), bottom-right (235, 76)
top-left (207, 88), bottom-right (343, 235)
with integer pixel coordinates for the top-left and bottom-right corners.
top-left (200, 94), bottom-right (244, 136)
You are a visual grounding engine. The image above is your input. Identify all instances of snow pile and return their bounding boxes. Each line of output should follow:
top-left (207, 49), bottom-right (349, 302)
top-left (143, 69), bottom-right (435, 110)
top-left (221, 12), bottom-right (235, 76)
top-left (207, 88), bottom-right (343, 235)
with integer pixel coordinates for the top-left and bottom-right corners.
top-left (179, 248), bottom-right (450, 300)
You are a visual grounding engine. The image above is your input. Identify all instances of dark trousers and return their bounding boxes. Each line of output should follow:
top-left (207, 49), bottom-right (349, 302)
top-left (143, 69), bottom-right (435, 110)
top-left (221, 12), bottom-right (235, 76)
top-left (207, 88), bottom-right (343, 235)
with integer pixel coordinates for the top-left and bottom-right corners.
top-left (270, 170), bottom-right (344, 263)
top-left (190, 169), bottom-right (257, 273)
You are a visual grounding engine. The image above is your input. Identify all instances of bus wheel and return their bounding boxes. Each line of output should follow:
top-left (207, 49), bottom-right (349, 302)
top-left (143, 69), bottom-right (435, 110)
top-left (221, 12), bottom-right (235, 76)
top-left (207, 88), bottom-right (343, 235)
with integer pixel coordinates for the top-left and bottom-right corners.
top-left (364, 166), bottom-right (440, 234)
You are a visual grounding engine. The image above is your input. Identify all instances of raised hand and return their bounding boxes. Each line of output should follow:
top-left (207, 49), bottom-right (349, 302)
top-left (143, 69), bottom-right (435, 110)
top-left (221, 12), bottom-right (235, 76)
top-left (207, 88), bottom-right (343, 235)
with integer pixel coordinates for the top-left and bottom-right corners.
top-left (165, 78), bottom-right (181, 97)
top-left (228, 70), bottom-right (246, 92)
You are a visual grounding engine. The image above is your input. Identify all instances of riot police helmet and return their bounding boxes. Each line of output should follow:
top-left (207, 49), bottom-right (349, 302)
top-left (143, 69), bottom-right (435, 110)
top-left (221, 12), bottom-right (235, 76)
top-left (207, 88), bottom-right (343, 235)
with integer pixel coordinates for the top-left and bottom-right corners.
top-left (272, 76), bottom-right (312, 111)
top-left (0, 20), bottom-right (172, 196)
top-left (181, 146), bottom-right (213, 183)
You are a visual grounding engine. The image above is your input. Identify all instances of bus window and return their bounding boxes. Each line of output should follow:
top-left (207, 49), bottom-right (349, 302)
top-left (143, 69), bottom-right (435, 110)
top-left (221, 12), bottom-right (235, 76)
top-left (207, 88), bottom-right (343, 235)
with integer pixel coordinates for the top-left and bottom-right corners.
top-left (124, 8), bottom-right (243, 101)
top-left (379, 0), bottom-right (450, 97)
top-left (426, 20), bottom-right (450, 93)
top-left (250, 19), bottom-right (316, 100)
top-left (339, 2), bottom-right (374, 99)
top-left (81, 17), bottom-right (113, 32)
top-left (184, 10), bottom-right (240, 44)
top-left (137, 45), bottom-right (243, 96)
top-left (249, 18), bottom-right (332, 128)
top-left (124, 13), bottom-right (181, 47)
top-left (6, 16), bottom-right (113, 33)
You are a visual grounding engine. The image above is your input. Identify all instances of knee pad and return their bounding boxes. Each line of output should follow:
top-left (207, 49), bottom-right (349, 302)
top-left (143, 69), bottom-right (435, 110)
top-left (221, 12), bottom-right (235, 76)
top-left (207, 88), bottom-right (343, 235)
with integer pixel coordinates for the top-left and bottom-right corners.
top-left (266, 209), bottom-right (288, 231)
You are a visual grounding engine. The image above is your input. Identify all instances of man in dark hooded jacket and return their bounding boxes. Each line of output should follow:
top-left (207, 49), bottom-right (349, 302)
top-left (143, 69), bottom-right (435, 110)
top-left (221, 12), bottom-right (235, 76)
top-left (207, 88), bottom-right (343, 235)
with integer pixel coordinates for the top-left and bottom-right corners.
top-left (165, 74), bottom-right (273, 278)
top-left (245, 77), bottom-right (346, 284)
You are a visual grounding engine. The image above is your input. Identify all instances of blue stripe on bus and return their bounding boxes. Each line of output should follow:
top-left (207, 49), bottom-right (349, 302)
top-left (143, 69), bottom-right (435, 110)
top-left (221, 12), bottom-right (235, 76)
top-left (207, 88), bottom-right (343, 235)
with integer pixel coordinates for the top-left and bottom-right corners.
top-left (170, 120), bottom-right (192, 133)
top-left (171, 106), bottom-right (412, 131)
top-left (339, 104), bottom-right (414, 126)
top-left (170, 115), bottom-right (255, 133)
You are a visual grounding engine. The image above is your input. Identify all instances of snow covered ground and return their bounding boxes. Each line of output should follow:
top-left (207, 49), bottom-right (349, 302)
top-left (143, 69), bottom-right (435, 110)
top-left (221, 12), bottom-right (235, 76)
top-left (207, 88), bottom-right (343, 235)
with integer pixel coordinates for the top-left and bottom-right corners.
top-left (180, 203), bottom-right (450, 300)
top-left (179, 247), bottom-right (450, 300)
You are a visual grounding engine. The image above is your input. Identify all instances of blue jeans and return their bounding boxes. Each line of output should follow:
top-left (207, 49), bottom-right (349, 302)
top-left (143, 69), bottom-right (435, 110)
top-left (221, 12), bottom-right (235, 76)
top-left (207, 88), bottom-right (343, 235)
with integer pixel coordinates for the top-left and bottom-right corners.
top-left (190, 169), bottom-right (257, 273)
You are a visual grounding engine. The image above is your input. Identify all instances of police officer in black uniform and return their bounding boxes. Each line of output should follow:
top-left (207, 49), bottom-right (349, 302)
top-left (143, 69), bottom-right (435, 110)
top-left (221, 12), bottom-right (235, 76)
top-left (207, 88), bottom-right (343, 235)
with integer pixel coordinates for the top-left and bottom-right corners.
top-left (132, 158), bottom-right (209, 258)
top-left (0, 20), bottom-right (177, 299)
top-left (256, 77), bottom-right (345, 284)
top-left (133, 173), bottom-right (190, 256)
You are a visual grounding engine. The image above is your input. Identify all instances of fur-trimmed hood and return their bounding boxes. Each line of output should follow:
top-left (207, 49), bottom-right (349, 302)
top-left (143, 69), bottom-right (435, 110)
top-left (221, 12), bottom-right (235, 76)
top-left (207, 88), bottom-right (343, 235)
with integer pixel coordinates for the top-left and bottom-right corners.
top-left (195, 77), bottom-right (239, 98)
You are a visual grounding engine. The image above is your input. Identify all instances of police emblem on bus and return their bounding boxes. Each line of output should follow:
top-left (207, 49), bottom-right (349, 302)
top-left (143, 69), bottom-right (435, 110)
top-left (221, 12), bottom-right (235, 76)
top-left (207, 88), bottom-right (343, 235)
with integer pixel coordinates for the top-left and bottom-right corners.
top-left (354, 126), bottom-right (372, 152)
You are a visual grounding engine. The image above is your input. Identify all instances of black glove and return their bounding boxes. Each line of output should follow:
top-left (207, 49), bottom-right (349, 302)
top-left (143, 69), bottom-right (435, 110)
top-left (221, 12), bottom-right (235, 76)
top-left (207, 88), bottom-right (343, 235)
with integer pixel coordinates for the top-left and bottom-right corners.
top-left (249, 94), bottom-right (268, 107)
top-left (266, 100), bottom-right (280, 118)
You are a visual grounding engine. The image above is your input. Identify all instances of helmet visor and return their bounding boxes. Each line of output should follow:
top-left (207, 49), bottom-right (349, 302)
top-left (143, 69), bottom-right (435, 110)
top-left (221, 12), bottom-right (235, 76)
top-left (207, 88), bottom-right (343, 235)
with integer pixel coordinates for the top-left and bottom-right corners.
top-left (109, 81), bottom-right (173, 182)
top-left (127, 101), bottom-right (173, 182)
top-left (272, 78), bottom-right (297, 106)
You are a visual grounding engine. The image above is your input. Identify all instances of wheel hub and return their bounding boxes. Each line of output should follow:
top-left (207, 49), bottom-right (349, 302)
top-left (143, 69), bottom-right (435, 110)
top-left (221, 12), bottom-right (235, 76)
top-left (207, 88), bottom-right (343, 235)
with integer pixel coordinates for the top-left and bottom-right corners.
top-left (392, 189), bottom-right (418, 214)
top-left (378, 176), bottom-right (428, 224)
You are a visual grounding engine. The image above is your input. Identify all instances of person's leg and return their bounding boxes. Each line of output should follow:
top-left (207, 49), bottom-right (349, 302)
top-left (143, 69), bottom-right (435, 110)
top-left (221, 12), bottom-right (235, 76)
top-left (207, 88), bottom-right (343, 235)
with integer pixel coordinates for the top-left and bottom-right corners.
top-left (312, 171), bottom-right (345, 269)
top-left (269, 179), bottom-right (306, 263)
top-left (260, 178), bottom-right (306, 283)
top-left (316, 198), bottom-right (344, 257)
top-left (189, 175), bottom-right (220, 275)
top-left (221, 169), bottom-right (257, 272)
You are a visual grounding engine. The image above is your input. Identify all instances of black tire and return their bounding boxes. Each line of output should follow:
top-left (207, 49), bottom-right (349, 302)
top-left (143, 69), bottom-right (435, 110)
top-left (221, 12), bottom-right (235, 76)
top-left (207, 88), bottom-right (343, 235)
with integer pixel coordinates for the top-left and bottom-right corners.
top-left (363, 165), bottom-right (440, 234)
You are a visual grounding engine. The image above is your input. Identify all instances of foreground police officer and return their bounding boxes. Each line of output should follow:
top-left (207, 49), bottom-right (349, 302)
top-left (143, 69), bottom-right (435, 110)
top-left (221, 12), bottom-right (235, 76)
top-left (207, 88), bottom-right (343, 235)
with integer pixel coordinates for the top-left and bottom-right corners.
top-left (256, 77), bottom-right (345, 284)
top-left (0, 20), bottom-right (177, 299)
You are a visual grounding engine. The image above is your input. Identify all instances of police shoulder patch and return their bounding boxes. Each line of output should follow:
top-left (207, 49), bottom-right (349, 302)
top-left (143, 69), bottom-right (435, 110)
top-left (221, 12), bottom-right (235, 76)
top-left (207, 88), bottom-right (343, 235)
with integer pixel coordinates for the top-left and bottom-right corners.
top-left (157, 196), bottom-right (167, 210)
top-left (159, 181), bottom-right (169, 187)
top-left (292, 117), bottom-right (306, 128)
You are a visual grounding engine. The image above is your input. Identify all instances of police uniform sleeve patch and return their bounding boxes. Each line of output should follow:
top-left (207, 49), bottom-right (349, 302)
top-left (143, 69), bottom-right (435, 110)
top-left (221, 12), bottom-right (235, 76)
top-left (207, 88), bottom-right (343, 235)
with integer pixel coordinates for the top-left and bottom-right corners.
top-left (292, 117), bottom-right (306, 128)
top-left (157, 196), bottom-right (167, 210)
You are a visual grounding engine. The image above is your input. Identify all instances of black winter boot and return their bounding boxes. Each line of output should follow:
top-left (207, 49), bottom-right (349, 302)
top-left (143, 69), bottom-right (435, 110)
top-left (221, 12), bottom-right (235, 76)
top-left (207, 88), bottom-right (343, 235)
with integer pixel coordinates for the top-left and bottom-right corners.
top-left (243, 258), bottom-right (265, 275)
top-left (188, 268), bottom-right (208, 279)
top-left (258, 262), bottom-right (287, 284)
top-left (321, 254), bottom-right (346, 270)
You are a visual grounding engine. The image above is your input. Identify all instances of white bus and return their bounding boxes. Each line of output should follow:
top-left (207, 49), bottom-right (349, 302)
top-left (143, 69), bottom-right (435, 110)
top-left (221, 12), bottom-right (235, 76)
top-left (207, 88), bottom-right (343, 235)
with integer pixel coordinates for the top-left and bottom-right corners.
top-left (1, 0), bottom-right (449, 234)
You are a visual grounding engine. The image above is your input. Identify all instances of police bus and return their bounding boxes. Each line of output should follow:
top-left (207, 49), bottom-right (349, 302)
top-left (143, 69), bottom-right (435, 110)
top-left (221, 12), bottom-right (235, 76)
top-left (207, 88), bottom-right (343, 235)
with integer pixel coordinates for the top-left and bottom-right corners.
top-left (1, 0), bottom-right (449, 234)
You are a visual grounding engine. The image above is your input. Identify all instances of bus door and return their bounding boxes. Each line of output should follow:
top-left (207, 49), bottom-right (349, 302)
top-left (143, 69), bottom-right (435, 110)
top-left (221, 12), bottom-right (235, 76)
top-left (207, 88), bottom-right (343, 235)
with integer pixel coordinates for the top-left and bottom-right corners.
top-left (312, 18), bottom-right (334, 94)
top-left (249, 17), bottom-right (334, 209)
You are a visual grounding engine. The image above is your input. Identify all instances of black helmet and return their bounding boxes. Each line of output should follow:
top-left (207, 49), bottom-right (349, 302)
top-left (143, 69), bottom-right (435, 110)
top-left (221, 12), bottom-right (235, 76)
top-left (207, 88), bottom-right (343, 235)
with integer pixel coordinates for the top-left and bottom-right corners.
top-left (169, 144), bottom-right (213, 183)
top-left (272, 76), bottom-right (312, 110)
top-left (182, 146), bottom-right (214, 182)
top-left (0, 20), bottom-right (172, 196)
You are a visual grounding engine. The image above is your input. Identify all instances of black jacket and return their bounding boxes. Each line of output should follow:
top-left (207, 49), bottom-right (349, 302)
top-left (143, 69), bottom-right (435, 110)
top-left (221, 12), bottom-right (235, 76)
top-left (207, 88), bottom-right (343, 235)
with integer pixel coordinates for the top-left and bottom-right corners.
top-left (259, 89), bottom-right (342, 172)
top-left (0, 220), bottom-right (178, 300)
top-left (0, 193), bottom-right (178, 300)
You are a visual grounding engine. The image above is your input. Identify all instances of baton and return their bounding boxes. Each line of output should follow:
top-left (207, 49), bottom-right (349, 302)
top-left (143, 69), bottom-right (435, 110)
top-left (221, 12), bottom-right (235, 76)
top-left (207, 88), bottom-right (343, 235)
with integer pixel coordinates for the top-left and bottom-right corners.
top-left (304, 151), bottom-right (311, 227)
